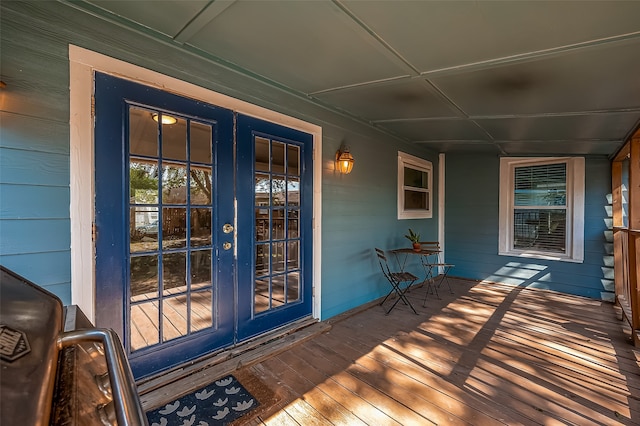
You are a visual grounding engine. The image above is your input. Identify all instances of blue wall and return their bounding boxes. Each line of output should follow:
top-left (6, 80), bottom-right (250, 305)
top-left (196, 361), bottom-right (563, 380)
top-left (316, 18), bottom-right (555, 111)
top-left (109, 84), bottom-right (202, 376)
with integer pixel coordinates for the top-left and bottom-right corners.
top-left (445, 154), bottom-right (613, 300)
top-left (0, 1), bottom-right (437, 316)
top-left (0, 2), bottom-right (614, 320)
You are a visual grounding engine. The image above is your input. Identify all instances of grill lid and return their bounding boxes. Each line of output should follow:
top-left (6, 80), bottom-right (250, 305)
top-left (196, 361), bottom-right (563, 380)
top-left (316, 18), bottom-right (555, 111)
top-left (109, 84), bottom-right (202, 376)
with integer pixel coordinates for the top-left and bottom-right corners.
top-left (0, 266), bottom-right (64, 426)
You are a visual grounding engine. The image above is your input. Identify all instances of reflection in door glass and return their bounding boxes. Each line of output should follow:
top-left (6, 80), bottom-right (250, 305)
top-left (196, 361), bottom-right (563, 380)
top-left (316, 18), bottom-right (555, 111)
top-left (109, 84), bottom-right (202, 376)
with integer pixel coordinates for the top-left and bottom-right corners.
top-left (253, 136), bottom-right (302, 314)
top-left (191, 208), bottom-right (212, 247)
top-left (190, 122), bottom-right (212, 163)
top-left (130, 207), bottom-right (159, 253)
top-left (163, 252), bottom-right (186, 295)
top-left (162, 296), bottom-right (187, 342)
top-left (162, 207), bottom-right (187, 250)
top-left (162, 163), bottom-right (188, 204)
top-left (130, 302), bottom-right (159, 351)
top-left (128, 106), bottom-right (215, 353)
top-left (162, 117), bottom-right (187, 161)
top-left (129, 107), bottom-right (158, 157)
top-left (272, 141), bottom-right (285, 173)
top-left (190, 166), bottom-right (212, 204)
top-left (287, 145), bottom-right (300, 176)
top-left (255, 137), bottom-right (270, 172)
top-left (130, 255), bottom-right (158, 300)
top-left (130, 160), bottom-right (159, 204)
top-left (191, 250), bottom-right (211, 291)
top-left (191, 290), bottom-right (213, 331)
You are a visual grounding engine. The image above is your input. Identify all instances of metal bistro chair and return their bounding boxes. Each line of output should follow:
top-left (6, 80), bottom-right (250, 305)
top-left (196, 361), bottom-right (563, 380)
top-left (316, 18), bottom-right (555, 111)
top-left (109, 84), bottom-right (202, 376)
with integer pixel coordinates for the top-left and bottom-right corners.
top-left (375, 248), bottom-right (418, 315)
top-left (418, 242), bottom-right (455, 306)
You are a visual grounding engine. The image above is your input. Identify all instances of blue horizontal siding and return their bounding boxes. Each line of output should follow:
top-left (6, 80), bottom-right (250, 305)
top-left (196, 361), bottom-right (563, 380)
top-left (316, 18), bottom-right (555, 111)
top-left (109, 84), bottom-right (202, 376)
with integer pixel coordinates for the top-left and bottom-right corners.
top-left (0, 184), bottom-right (69, 219)
top-left (0, 218), bottom-right (70, 254)
top-left (445, 154), bottom-right (612, 300)
top-left (1, 112), bottom-right (69, 155)
top-left (0, 147), bottom-right (69, 186)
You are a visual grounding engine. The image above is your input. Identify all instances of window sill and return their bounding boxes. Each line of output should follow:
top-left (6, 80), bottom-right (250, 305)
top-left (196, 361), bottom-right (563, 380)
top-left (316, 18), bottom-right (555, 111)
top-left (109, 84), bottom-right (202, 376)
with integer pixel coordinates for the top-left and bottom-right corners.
top-left (498, 250), bottom-right (583, 264)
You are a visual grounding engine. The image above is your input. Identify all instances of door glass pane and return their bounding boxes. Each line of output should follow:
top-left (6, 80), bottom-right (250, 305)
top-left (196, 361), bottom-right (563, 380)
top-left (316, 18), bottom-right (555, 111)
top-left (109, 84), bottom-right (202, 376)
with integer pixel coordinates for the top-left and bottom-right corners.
top-left (287, 272), bottom-right (300, 302)
top-left (190, 250), bottom-right (211, 291)
top-left (288, 177), bottom-right (300, 207)
top-left (162, 207), bottom-right (187, 250)
top-left (272, 275), bottom-right (284, 308)
top-left (162, 296), bottom-right (187, 342)
top-left (162, 163), bottom-right (188, 204)
top-left (190, 121), bottom-right (212, 163)
top-left (256, 209), bottom-right (269, 242)
top-left (287, 145), bottom-right (299, 176)
top-left (190, 166), bottom-right (212, 204)
top-left (162, 117), bottom-right (187, 161)
top-left (273, 209), bottom-right (285, 240)
top-left (191, 208), bottom-right (211, 247)
top-left (272, 141), bottom-right (285, 173)
top-left (288, 240), bottom-right (299, 270)
top-left (191, 290), bottom-right (212, 331)
top-left (254, 277), bottom-right (269, 313)
top-left (272, 178), bottom-right (286, 206)
top-left (288, 210), bottom-right (299, 239)
top-left (273, 242), bottom-right (285, 273)
top-left (129, 107), bottom-right (158, 157)
top-left (130, 255), bottom-right (158, 300)
top-left (256, 243), bottom-right (269, 276)
top-left (131, 208), bottom-right (159, 253)
top-left (130, 160), bottom-right (159, 204)
top-left (255, 174), bottom-right (270, 206)
top-left (163, 252), bottom-right (186, 295)
top-left (255, 137), bottom-right (270, 172)
top-left (130, 302), bottom-right (159, 351)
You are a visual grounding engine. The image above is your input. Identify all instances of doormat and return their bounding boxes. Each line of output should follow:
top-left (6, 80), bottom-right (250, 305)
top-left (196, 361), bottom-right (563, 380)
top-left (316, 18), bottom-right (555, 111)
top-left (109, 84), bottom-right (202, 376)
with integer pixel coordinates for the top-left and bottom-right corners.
top-left (146, 374), bottom-right (260, 426)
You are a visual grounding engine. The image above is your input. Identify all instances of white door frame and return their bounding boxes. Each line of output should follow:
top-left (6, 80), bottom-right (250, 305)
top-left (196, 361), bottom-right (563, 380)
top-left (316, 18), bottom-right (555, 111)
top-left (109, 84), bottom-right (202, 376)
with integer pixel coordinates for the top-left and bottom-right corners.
top-left (69, 45), bottom-right (322, 323)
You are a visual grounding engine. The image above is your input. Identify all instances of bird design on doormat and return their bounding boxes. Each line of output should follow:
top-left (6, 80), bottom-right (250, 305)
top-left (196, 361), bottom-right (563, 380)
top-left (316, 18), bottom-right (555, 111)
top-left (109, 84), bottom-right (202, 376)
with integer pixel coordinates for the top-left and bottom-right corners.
top-left (147, 375), bottom-right (258, 426)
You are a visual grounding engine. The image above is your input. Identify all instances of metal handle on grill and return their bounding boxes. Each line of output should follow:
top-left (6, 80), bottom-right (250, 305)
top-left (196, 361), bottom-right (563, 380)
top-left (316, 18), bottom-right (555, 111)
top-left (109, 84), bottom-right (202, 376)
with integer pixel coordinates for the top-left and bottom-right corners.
top-left (57, 328), bottom-right (148, 426)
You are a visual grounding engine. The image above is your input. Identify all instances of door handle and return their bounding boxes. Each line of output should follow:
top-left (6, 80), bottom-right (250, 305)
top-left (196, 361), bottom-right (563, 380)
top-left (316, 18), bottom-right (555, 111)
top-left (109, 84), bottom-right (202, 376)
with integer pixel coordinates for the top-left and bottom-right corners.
top-left (223, 223), bottom-right (234, 234)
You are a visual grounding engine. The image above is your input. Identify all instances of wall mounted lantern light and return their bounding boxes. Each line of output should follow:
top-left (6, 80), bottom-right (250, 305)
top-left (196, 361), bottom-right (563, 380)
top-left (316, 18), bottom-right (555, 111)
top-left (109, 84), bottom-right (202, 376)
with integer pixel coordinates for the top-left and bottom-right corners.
top-left (151, 112), bottom-right (178, 125)
top-left (335, 146), bottom-right (355, 174)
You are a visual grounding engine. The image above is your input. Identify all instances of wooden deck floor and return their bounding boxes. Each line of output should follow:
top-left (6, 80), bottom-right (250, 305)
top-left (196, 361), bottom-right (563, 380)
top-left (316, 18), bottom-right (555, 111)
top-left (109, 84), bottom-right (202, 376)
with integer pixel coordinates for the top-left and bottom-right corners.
top-left (236, 278), bottom-right (640, 425)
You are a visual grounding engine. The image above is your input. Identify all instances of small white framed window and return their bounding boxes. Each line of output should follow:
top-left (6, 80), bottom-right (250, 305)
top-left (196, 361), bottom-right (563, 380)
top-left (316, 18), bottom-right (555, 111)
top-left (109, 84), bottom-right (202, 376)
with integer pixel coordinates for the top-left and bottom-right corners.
top-left (499, 157), bottom-right (585, 262)
top-left (398, 152), bottom-right (432, 220)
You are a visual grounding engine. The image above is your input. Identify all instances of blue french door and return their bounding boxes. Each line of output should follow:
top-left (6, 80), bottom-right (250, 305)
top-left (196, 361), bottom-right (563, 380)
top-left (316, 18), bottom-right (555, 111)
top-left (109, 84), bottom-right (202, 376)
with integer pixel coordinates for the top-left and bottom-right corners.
top-left (236, 115), bottom-right (313, 341)
top-left (94, 73), bottom-right (313, 379)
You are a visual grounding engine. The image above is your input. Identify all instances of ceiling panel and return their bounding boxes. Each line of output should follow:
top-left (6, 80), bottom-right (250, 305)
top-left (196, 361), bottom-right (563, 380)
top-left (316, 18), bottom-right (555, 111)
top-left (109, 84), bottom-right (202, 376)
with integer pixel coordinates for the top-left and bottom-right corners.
top-left (429, 38), bottom-right (640, 117)
top-left (68, 0), bottom-right (640, 156)
top-left (476, 112), bottom-right (640, 142)
top-left (498, 140), bottom-right (624, 156)
top-left (379, 118), bottom-right (489, 142)
top-left (183, 1), bottom-right (410, 93)
top-left (343, 0), bottom-right (640, 72)
top-left (315, 78), bottom-right (461, 121)
top-left (87, 0), bottom-right (207, 38)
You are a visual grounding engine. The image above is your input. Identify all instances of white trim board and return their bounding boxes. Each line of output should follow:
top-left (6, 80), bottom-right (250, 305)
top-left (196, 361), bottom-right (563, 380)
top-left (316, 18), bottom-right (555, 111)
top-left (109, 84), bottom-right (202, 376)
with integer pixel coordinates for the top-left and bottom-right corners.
top-left (69, 45), bottom-right (323, 322)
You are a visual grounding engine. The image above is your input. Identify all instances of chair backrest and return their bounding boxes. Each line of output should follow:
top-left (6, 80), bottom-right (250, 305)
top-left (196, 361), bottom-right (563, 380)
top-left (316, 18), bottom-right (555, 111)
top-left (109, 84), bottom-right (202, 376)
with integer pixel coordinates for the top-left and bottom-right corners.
top-left (375, 248), bottom-right (392, 277)
top-left (419, 241), bottom-right (440, 253)
top-left (419, 241), bottom-right (442, 264)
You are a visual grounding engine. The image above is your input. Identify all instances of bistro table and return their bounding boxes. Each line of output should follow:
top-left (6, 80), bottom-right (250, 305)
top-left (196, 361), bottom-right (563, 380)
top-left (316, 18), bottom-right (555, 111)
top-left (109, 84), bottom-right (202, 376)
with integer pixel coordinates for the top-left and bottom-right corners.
top-left (390, 244), bottom-right (448, 305)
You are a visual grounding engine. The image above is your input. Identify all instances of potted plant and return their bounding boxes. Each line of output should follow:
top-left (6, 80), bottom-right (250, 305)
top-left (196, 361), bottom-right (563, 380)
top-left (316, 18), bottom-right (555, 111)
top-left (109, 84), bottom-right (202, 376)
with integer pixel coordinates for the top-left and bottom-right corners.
top-left (405, 228), bottom-right (421, 252)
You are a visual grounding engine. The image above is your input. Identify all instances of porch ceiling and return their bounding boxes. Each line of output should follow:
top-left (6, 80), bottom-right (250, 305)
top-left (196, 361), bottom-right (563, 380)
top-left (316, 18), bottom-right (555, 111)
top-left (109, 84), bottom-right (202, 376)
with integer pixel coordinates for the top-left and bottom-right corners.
top-left (71, 0), bottom-right (640, 156)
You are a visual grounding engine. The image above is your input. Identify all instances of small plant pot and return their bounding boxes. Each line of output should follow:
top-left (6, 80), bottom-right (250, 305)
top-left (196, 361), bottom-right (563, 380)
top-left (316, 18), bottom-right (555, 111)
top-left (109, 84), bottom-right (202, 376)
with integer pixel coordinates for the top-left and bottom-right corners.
top-left (412, 242), bottom-right (421, 252)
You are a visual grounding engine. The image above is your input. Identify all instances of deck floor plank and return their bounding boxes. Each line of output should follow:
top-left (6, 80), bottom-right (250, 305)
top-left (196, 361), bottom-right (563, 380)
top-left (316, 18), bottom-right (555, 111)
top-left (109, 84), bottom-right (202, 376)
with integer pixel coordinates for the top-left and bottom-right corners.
top-left (146, 278), bottom-right (640, 425)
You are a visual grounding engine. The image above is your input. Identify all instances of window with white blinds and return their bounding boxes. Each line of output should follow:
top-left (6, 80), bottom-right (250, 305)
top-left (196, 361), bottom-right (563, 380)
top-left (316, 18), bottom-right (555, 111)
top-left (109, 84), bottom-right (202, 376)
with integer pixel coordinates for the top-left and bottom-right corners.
top-left (499, 158), bottom-right (585, 262)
